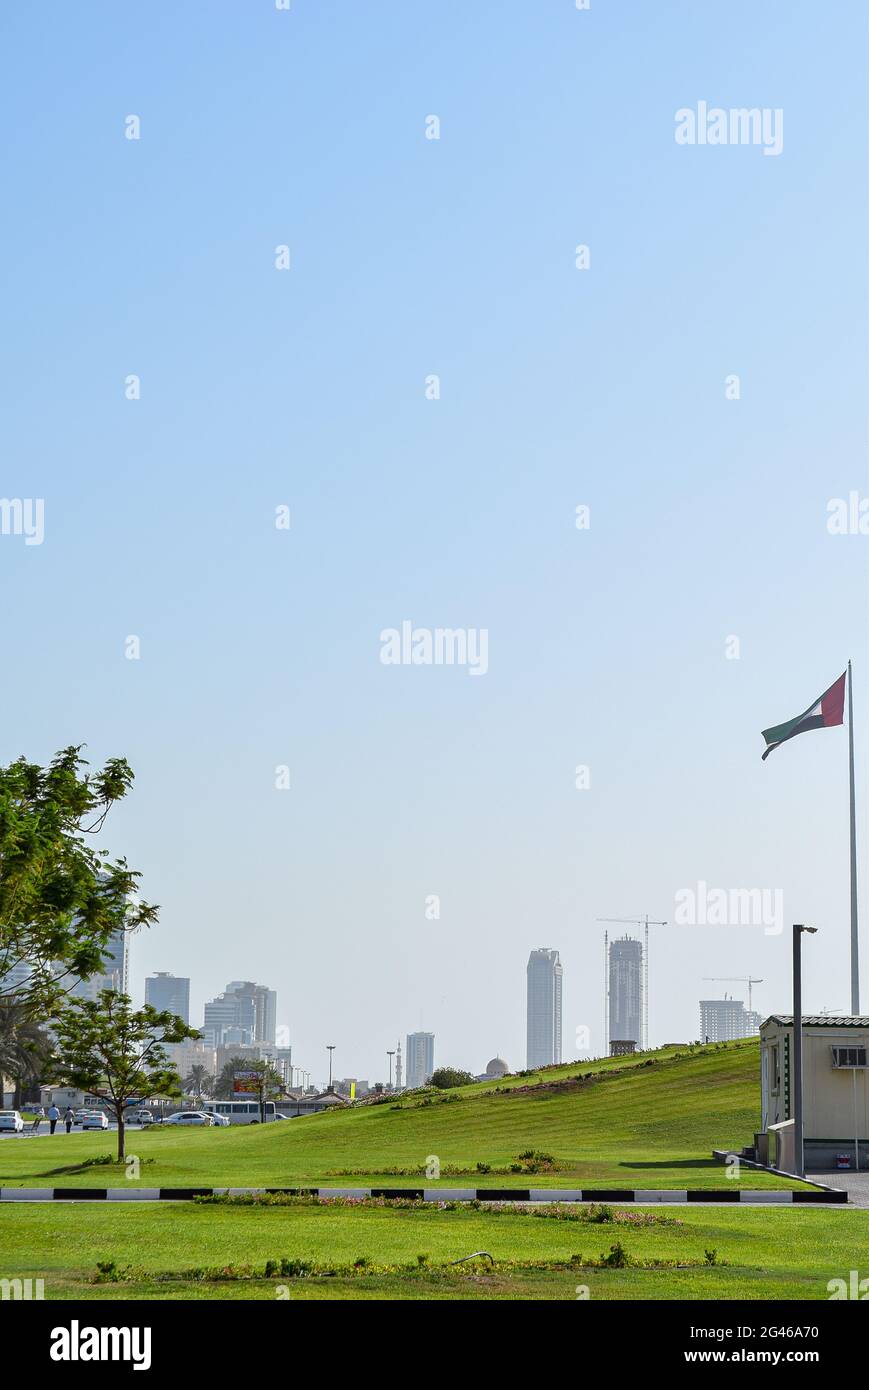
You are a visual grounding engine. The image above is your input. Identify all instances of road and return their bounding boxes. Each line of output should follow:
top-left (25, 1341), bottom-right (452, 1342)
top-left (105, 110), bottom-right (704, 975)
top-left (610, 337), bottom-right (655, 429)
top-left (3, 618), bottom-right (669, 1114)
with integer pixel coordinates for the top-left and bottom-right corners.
top-left (0, 1123), bottom-right (149, 1138)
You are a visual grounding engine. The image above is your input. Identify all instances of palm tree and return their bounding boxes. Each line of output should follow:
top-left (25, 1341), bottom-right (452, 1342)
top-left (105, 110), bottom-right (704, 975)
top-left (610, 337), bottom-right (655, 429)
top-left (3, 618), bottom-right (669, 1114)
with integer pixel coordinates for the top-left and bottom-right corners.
top-left (183, 1064), bottom-right (213, 1099)
top-left (0, 1004), bottom-right (53, 1107)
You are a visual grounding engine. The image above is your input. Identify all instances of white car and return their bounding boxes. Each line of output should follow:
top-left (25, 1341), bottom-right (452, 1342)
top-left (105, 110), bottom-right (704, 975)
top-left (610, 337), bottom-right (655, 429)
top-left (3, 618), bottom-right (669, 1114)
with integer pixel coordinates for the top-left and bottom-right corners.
top-left (162, 1111), bottom-right (214, 1127)
top-left (208, 1112), bottom-right (230, 1127)
top-left (0, 1110), bottom-right (24, 1133)
top-left (80, 1111), bottom-right (109, 1130)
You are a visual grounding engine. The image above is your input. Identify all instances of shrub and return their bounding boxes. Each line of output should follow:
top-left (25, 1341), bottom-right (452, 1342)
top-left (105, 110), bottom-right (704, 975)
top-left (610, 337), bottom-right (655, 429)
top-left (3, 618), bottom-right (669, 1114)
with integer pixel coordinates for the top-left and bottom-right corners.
top-left (430, 1067), bottom-right (475, 1089)
top-left (586, 1203), bottom-right (614, 1223)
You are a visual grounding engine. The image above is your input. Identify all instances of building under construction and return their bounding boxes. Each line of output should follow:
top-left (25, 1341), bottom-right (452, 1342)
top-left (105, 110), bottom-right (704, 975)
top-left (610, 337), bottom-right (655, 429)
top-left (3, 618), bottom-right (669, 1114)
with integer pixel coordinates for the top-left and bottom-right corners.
top-left (607, 934), bottom-right (644, 1051)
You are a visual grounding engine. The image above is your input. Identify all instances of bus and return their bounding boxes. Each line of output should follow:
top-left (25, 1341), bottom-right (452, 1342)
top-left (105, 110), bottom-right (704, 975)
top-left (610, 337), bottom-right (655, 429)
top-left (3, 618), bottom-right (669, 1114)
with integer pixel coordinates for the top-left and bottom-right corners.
top-left (201, 1100), bottom-right (277, 1125)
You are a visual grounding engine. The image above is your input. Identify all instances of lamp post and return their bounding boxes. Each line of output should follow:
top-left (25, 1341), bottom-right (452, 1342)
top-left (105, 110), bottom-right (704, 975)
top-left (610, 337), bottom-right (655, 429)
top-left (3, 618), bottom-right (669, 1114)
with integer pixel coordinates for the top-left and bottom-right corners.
top-left (793, 924), bottom-right (818, 1177)
top-left (387, 1051), bottom-right (395, 1089)
top-left (327, 1045), bottom-right (336, 1092)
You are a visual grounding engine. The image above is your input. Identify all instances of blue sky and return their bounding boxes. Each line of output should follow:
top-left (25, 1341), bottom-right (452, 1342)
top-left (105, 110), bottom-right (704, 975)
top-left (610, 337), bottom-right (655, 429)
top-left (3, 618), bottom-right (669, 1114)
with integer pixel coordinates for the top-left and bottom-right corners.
top-left (1, 1), bottom-right (867, 1083)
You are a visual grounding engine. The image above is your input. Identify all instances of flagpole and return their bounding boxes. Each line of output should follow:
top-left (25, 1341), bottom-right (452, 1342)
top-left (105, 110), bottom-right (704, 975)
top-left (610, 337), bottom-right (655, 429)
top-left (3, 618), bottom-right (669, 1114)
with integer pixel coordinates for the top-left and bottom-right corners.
top-left (848, 659), bottom-right (860, 1014)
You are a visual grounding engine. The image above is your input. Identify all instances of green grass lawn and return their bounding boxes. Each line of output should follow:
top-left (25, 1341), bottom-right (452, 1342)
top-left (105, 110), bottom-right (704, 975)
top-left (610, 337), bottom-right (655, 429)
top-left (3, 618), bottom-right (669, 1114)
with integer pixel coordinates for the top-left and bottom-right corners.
top-left (0, 1200), bottom-right (864, 1300)
top-left (0, 1040), bottom-right (803, 1191)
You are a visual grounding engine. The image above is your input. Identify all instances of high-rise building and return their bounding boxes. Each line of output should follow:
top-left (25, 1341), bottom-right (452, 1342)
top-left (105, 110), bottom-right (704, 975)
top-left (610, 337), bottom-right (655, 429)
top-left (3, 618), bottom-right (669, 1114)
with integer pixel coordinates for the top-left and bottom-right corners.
top-left (67, 925), bottom-right (131, 1003)
top-left (0, 959), bottom-right (38, 1003)
top-left (700, 998), bottom-right (758, 1043)
top-left (145, 972), bottom-right (190, 1023)
top-left (201, 980), bottom-right (277, 1048)
top-left (226, 981), bottom-right (277, 1045)
top-left (608, 936), bottom-right (642, 1048)
top-left (526, 948), bottom-right (563, 1068)
top-left (166, 1039), bottom-right (216, 1083)
top-left (405, 1032), bottom-right (435, 1089)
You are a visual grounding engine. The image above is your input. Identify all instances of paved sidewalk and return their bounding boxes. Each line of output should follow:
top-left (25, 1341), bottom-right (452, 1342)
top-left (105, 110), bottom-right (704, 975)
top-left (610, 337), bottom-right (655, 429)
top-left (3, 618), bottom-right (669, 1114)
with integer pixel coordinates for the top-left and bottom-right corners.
top-left (814, 1172), bottom-right (869, 1207)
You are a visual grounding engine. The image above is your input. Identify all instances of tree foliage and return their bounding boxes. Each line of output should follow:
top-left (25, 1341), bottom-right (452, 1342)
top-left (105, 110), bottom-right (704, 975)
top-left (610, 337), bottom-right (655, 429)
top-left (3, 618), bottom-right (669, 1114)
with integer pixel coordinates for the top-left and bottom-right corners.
top-left (183, 1064), bottom-right (214, 1099)
top-left (0, 1003), bottom-right (53, 1107)
top-left (51, 990), bottom-right (198, 1160)
top-left (430, 1067), bottom-right (476, 1089)
top-left (0, 747), bottom-right (158, 1014)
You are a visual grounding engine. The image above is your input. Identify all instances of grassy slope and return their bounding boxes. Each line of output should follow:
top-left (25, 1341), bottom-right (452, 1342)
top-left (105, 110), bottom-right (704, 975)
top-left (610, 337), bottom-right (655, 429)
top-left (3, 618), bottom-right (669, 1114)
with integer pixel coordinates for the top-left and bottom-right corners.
top-left (0, 1038), bottom-right (800, 1190)
top-left (0, 1202), bottom-right (864, 1300)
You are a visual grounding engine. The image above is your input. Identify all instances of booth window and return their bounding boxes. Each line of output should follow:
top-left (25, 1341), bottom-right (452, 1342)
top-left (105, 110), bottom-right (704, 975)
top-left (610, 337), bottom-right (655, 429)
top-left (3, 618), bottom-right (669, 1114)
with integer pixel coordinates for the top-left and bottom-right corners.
top-left (831, 1045), bottom-right (868, 1068)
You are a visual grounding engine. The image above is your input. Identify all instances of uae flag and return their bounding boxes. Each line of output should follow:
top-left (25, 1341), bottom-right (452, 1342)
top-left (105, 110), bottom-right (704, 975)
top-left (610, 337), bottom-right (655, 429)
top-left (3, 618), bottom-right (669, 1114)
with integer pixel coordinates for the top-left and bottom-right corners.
top-left (761, 671), bottom-right (846, 760)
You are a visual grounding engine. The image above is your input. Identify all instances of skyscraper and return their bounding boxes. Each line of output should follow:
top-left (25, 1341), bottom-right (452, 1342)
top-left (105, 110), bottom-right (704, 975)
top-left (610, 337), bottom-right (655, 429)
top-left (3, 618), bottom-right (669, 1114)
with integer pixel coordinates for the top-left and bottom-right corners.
top-left (201, 980), bottom-right (277, 1047)
top-left (67, 925), bottom-right (131, 1003)
top-left (405, 1032), bottom-right (434, 1089)
top-left (225, 981), bottom-right (277, 1045)
top-left (700, 998), bottom-right (758, 1042)
top-left (608, 936), bottom-right (643, 1047)
top-left (526, 948), bottom-right (563, 1068)
top-left (145, 972), bottom-right (190, 1023)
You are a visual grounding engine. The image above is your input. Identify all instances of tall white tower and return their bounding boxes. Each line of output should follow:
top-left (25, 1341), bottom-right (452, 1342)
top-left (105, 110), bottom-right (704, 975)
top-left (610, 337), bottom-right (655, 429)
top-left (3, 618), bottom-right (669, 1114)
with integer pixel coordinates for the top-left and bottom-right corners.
top-left (395, 1040), bottom-right (403, 1090)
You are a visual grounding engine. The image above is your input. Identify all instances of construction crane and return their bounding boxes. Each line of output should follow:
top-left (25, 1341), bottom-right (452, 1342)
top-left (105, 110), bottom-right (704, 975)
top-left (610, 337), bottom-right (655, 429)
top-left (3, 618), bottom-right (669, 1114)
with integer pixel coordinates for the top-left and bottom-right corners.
top-left (597, 915), bottom-right (667, 1051)
top-left (703, 976), bottom-right (763, 1015)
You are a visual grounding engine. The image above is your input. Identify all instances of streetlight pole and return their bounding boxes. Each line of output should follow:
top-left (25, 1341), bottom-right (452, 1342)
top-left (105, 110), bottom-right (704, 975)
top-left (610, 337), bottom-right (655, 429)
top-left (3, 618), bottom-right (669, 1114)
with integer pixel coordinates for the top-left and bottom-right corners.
top-left (387, 1051), bottom-right (395, 1089)
top-left (793, 924), bottom-right (817, 1177)
top-left (327, 1045), bottom-right (335, 1092)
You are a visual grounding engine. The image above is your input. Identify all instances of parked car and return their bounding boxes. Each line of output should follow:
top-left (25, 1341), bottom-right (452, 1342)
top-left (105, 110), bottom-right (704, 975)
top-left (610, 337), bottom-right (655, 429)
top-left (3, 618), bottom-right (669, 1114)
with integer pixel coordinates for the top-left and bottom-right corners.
top-left (162, 1111), bottom-right (214, 1127)
top-left (0, 1110), bottom-right (24, 1133)
top-left (127, 1109), bottom-right (153, 1126)
top-left (208, 1112), bottom-right (230, 1127)
top-left (80, 1111), bottom-right (109, 1130)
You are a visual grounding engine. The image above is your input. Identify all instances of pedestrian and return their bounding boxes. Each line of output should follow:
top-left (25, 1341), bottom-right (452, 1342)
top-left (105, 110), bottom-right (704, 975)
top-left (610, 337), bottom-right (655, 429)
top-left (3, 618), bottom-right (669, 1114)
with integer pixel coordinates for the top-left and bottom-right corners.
top-left (63, 1107), bottom-right (74, 1134)
top-left (48, 1103), bottom-right (60, 1135)
top-left (30, 1107), bottom-right (44, 1134)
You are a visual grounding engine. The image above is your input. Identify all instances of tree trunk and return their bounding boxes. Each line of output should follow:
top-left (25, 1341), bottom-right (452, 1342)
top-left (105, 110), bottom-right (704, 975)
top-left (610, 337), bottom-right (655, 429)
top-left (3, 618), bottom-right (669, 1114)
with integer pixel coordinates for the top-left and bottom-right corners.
top-left (117, 1109), bottom-right (125, 1163)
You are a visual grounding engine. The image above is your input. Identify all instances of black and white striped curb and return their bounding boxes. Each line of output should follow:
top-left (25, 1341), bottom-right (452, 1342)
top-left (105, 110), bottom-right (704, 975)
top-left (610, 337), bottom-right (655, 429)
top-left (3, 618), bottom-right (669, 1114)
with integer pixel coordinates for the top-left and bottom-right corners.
top-left (0, 1185), bottom-right (848, 1203)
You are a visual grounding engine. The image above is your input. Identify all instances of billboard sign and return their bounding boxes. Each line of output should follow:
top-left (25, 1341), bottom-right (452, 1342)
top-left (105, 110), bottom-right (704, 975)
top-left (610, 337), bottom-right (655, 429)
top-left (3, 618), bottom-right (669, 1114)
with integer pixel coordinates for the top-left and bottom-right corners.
top-left (232, 1070), bottom-right (262, 1097)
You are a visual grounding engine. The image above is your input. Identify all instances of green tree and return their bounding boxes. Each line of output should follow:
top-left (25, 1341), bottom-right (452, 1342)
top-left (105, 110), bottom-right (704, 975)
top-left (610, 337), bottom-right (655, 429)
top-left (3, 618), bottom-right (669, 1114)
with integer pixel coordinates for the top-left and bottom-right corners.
top-left (183, 1064), bottom-right (213, 1100)
top-left (430, 1067), bottom-right (475, 1089)
top-left (51, 990), bottom-right (198, 1160)
top-left (0, 1004), bottom-right (53, 1107)
top-left (0, 747), bottom-right (158, 1014)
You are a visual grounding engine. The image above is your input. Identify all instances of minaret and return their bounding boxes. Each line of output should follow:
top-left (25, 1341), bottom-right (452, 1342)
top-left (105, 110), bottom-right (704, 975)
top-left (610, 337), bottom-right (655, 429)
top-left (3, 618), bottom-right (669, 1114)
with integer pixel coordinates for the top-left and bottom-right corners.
top-left (395, 1040), bottom-right (403, 1090)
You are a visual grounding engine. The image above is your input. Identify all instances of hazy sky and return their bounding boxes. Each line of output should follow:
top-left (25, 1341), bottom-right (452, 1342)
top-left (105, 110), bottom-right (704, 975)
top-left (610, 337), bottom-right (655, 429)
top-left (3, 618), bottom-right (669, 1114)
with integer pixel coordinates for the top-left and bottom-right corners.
top-left (1, 1), bottom-right (867, 1086)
